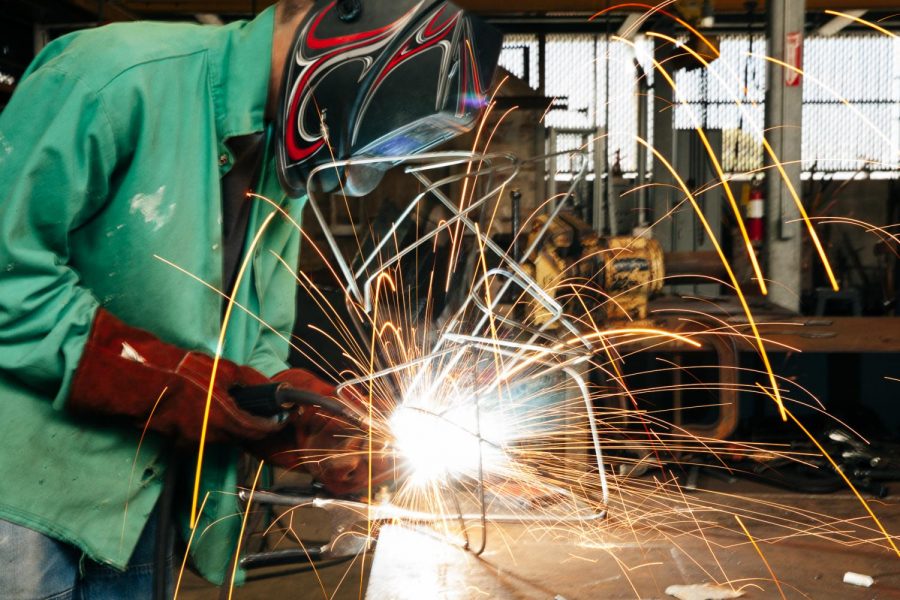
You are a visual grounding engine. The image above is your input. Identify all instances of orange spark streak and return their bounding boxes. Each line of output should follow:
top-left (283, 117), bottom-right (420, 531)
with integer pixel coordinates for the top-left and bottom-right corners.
top-left (567, 276), bottom-right (669, 468)
top-left (735, 514), bottom-right (787, 600)
top-left (576, 328), bottom-right (702, 348)
top-left (644, 31), bottom-right (767, 295)
top-left (363, 272), bottom-right (393, 597)
top-left (445, 47), bottom-right (506, 291)
top-left (539, 98), bottom-right (555, 124)
top-left (173, 493), bottom-right (210, 599)
top-left (489, 328), bottom-right (700, 386)
top-left (639, 140), bottom-right (787, 420)
top-left (315, 96), bottom-right (364, 256)
top-left (746, 52), bottom-right (895, 157)
top-left (749, 53), bottom-right (858, 291)
top-left (824, 10), bottom-right (896, 37)
top-left (122, 387), bottom-right (168, 552)
top-left (228, 461), bottom-right (265, 600)
top-left (590, 3), bottom-right (719, 59)
top-left (189, 209), bottom-right (278, 526)
top-left (643, 32), bottom-right (840, 292)
top-left (767, 391), bottom-right (900, 559)
top-left (154, 252), bottom-right (344, 383)
top-left (672, 476), bottom-right (734, 589)
top-left (474, 220), bottom-right (510, 422)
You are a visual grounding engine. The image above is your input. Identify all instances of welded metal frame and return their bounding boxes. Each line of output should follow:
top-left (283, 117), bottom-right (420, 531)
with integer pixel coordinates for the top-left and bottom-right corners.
top-left (247, 148), bottom-right (608, 565)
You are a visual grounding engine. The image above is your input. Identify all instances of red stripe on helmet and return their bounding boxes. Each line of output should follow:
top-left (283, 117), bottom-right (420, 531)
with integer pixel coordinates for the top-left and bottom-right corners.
top-left (372, 10), bottom-right (460, 90)
top-left (424, 6), bottom-right (458, 37)
top-left (286, 24), bottom-right (405, 161)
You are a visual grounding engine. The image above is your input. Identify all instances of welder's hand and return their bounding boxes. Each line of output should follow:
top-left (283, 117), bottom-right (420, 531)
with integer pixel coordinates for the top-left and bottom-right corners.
top-left (67, 308), bottom-right (285, 444)
top-left (252, 370), bottom-right (392, 496)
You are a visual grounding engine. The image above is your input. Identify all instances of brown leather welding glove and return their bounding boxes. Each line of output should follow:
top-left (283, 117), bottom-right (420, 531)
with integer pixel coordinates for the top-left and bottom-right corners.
top-left (67, 308), bottom-right (284, 444)
top-left (253, 370), bottom-right (393, 496)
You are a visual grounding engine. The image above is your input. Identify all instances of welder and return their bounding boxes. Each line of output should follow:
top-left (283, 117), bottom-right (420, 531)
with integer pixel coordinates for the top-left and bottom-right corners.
top-left (0, 0), bottom-right (500, 597)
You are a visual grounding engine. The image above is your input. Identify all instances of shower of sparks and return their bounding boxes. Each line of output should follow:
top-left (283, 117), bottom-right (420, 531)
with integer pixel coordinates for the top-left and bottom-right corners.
top-left (151, 5), bottom-right (900, 598)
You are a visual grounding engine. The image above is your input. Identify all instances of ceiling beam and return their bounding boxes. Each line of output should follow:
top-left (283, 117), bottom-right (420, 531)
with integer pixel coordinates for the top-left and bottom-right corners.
top-left (616, 12), bottom-right (643, 39)
top-left (816, 8), bottom-right (867, 35)
top-left (118, 1), bottom-right (274, 13)
top-left (195, 12), bottom-right (224, 24)
top-left (456, 0), bottom-right (900, 12)
top-left (75, 0), bottom-right (900, 16)
top-left (66, 0), bottom-right (900, 19)
top-left (65, 0), bottom-right (137, 21)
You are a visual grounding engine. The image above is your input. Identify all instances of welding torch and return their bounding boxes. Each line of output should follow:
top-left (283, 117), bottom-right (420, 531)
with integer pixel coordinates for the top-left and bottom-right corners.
top-left (230, 382), bottom-right (367, 425)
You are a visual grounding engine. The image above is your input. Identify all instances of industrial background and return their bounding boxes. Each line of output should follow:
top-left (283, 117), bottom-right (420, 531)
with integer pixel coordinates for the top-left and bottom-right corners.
top-left (2, 1), bottom-right (900, 599)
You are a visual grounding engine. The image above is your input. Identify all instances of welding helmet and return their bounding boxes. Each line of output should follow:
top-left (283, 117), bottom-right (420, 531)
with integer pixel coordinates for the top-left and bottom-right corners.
top-left (275, 0), bottom-right (503, 197)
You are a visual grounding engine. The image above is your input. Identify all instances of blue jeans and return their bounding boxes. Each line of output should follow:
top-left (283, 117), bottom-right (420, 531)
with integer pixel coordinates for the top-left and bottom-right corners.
top-left (0, 512), bottom-right (174, 600)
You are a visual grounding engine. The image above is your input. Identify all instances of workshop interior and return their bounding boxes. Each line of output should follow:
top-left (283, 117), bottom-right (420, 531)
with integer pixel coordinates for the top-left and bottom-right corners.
top-left (2, 0), bottom-right (900, 598)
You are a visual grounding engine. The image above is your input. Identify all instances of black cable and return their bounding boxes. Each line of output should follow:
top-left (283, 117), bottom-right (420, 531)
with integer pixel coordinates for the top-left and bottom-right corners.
top-left (153, 453), bottom-right (178, 600)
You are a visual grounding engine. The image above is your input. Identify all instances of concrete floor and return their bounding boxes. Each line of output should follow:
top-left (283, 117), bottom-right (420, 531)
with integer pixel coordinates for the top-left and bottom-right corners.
top-left (367, 492), bottom-right (900, 599)
top-left (179, 560), bottom-right (370, 599)
top-left (178, 478), bottom-right (900, 599)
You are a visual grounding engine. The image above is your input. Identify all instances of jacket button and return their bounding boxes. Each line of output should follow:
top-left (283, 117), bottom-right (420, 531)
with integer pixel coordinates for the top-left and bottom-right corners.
top-left (219, 154), bottom-right (229, 166)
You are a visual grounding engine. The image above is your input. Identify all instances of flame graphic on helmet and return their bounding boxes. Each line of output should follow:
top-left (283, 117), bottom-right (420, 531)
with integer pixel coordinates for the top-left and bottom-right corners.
top-left (282, 2), bottom-right (424, 163)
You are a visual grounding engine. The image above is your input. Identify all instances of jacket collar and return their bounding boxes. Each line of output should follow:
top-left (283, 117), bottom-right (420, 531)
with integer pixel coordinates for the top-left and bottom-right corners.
top-left (207, 7), bottom-right (275, 141)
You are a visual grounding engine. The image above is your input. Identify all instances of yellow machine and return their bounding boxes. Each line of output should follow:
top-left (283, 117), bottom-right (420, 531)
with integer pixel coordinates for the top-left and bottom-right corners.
top-left (526, 212), bottom-right (664, 325)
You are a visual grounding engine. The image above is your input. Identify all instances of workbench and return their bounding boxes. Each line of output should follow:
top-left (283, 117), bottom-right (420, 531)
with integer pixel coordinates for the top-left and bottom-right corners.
top-left (648, 297), bottom-right (900, 354)
top-left (617, 298), bottom-right (900, 441)
top-left (365, 486), bottom-right (900, 599)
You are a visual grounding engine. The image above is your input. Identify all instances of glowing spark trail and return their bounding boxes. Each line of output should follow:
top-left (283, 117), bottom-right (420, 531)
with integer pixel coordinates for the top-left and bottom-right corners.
top-left (825, 10), bottom-right (896, 37)
top-left (735, 514), bottom-right (787, 600)
top-left (189, 209), bottom-right (279, 527)
top-left (637, 139), bottom-right (787, 420)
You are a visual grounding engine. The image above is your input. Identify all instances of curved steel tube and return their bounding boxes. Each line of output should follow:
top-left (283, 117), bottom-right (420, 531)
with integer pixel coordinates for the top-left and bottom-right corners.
top-left (290, 147), bottom-right (610, 560)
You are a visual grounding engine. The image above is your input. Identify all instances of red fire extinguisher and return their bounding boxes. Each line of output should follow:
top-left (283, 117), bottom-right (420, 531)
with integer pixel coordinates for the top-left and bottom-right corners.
top-left (747, 181), bottom-right (765, 244)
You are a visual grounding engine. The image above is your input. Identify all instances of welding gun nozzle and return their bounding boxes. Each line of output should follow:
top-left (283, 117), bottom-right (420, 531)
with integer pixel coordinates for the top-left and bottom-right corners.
top-left (231, 382), bottom-right (367, 426)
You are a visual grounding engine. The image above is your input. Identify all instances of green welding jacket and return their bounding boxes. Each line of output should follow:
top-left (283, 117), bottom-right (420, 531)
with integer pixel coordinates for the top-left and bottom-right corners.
top-left (0, 7), bottom-right (304, 585)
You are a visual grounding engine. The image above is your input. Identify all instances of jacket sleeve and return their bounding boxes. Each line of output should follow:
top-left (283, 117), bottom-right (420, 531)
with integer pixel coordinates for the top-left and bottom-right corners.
top-left (0, 66), bottom-right (118, 406)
